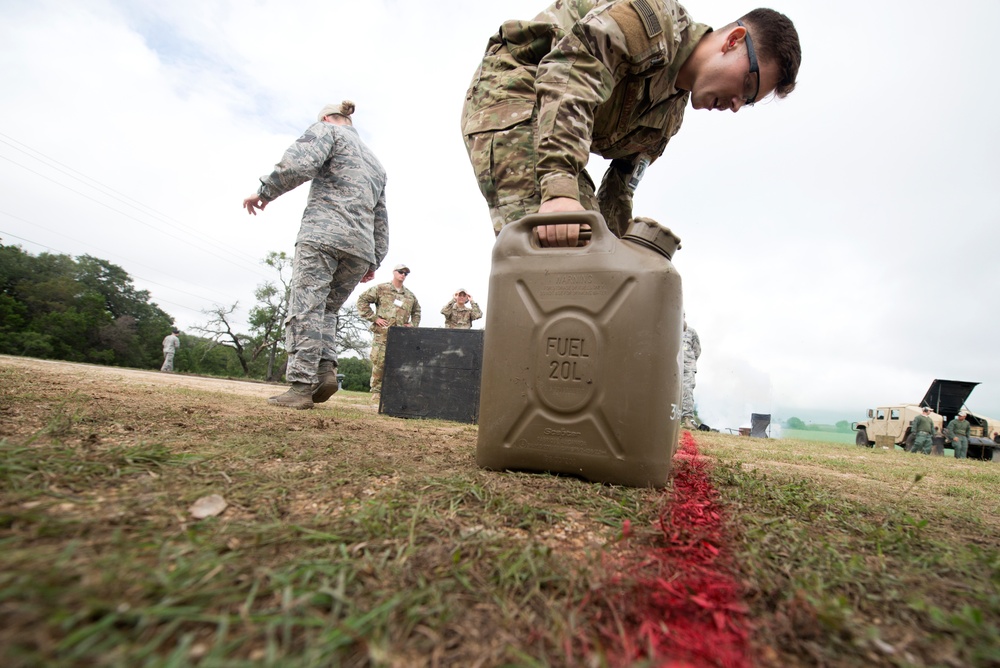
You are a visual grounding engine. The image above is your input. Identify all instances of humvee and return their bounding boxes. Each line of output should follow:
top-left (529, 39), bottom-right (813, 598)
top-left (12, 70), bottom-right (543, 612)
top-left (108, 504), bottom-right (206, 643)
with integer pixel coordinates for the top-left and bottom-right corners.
top-left (853, 379), bottom-right (1000, 461)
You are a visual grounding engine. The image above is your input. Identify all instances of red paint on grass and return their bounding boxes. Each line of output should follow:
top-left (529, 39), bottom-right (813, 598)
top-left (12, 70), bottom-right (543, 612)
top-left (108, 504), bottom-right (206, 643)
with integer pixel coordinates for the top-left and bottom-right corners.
top-left (585, 431), bottom-right (750, 667)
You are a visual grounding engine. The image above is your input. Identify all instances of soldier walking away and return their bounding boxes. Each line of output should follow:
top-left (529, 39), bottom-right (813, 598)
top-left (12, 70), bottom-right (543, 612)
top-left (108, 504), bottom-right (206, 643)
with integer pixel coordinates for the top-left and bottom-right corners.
top-left (160, 327), bottom-right (180, 372)
top-left (461, 1), bottom-right (801, 246)
top-left (681, 316), bottom-right (701, 429)
top-left (441, 289), bottom-right (482, 329)
top-left (243, 100), bottom-right (388, 410)
top-left (356, 264), bottom-right (421, 398)
top-left (909, 406), bottom-right (934, 455)
top-left (945, 411), bottom-right (972, 459)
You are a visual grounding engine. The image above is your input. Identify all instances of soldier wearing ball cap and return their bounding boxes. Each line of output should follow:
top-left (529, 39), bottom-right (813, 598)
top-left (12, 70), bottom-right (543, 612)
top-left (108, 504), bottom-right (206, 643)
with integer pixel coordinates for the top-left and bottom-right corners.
top-left (356, 263), bottom-right (421, 396)
top-left (909, 406), bottom-right (935, 455)
top-left (441, 288), bottom-right (482, 329)
top-left (243, 99), bottom-right (389, 410)
top-left (945, 411), bottom-right (972, 459)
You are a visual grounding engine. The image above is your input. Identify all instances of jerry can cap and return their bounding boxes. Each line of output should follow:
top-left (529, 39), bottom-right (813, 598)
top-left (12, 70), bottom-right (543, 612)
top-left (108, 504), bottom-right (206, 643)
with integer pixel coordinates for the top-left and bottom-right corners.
top-left (622, 217), bottom-right (682, 259)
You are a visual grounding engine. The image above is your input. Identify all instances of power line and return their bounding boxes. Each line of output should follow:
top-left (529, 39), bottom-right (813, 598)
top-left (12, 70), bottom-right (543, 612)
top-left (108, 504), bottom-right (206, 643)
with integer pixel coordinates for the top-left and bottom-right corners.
top-left (0, 212), bottom-right (238, 304)
top-left (0, 151), bottom-right (276, 281)
top-left (0, 228), bottom-right (252, 322)
top-left (0, 132), bottom-right (271, 272)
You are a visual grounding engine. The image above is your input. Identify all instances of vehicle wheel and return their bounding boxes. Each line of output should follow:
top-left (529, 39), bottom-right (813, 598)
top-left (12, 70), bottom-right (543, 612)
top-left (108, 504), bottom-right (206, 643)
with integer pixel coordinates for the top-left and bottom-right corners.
top-left (855, 429), bottom-right (872, 447)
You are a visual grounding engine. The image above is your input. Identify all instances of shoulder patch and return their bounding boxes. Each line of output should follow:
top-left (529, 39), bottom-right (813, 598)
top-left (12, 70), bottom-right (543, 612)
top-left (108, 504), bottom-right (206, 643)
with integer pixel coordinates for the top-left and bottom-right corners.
top-left (608, 0), bottom-right (662, 56)
top-left (631, 0), bottom-right (662, 39)
top-left (296, 131), bottom-right (317, 143)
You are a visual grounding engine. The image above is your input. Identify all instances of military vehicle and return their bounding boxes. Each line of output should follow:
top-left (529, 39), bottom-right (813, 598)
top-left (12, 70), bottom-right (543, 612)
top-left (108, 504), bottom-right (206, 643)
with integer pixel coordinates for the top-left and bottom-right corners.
top-left (853, 379), bottom-right (1000, 461)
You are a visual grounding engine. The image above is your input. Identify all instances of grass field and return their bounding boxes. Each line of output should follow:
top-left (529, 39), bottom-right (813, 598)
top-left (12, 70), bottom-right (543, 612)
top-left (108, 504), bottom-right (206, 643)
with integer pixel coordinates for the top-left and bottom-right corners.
top-left (779, 428), bottom-right (858, 444)
top-left (2, 356), bottom-right (999, 667)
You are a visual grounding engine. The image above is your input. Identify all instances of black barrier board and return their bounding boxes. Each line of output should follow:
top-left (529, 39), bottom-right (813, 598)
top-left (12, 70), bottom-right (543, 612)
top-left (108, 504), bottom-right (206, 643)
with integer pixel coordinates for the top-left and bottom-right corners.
top-left (380, 328), bottom-right (483, 423)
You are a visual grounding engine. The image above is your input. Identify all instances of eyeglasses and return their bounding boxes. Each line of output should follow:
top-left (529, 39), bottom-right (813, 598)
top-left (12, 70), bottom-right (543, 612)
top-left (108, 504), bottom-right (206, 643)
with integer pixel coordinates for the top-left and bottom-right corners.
top-left (395, 270), bottom-right (409, 275)
top-left (736, 20), bottom-right (760, 106)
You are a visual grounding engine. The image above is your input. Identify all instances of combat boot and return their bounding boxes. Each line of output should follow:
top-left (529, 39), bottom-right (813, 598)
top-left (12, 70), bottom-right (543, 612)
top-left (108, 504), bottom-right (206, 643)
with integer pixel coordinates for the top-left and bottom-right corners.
top-left (312, 360), bottom-right (339, 403)
top-left (268, 382), bottom-right (316, 410)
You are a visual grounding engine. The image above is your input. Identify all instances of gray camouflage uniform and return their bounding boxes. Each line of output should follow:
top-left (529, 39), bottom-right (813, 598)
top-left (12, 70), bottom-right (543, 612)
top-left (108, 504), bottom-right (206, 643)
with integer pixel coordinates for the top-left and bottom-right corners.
top-left (356, 282), bottom-right (421, 392)
top-left (682, 324), bottom-right (700, 419)
top-left (461, 0), bottom-right (710, 235)
top-left (160, 333), bottom-right (180, 372)
top-left (258, 121), bottom-right (388, 385)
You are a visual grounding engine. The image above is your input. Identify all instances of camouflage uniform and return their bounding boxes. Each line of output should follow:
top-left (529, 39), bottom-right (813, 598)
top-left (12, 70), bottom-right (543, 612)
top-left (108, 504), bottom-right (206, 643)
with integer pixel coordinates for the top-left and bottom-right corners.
top-left (160, 333), bottom-right (179, 372)
top-left (909, 413), bottom-right (934, 455)
top-left (945, 417), bottom-right (971, 459)
top-left (461, 0), bottom-right (710, 235)
top-left (258, 121), bottom-right (388, 385)
top-left (356, 282), bottom-right (421, 392)
top-left (681, 324), bottom-right (701, 420)
top-left (441, 300), bottom-right (483, 329)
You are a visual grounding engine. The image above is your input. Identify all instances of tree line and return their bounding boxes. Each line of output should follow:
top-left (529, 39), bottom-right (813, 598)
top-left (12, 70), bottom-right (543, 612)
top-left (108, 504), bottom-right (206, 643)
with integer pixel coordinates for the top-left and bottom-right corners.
top-left (0, 243), bottom-right (373, 390)
top-left (784, 417), bottom-right (853, 432)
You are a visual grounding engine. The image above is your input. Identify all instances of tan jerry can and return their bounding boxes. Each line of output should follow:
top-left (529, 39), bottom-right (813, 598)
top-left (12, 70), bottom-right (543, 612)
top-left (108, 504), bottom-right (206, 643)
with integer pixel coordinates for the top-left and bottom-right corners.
top-left (476, 211), bottom-right (683, 488)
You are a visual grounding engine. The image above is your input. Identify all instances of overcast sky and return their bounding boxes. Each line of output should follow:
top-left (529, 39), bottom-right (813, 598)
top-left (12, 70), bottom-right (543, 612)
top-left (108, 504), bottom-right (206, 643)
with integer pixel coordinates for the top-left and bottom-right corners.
top-left (2, 0), bottom-right (998, 430)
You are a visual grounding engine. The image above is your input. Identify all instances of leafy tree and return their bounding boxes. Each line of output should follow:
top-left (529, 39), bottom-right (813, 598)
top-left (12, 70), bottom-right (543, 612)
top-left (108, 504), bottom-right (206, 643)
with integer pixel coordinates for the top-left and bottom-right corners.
top-left (338, 356), bottom-right (372, 391)
top-left (786, 417), bottom-right (806, 430)
top-left (193, 303), bottom-right (252, 375)
top-left (0, 243), bottom-right (172, 367)
top-left (247, 251), bottom-right (292, 381)
top-left (335, 305), bottom-right (371, 359)
top-left (835, 420), bottom-right (851, 432)
top-left (177, 333), bottom-right (247, 377)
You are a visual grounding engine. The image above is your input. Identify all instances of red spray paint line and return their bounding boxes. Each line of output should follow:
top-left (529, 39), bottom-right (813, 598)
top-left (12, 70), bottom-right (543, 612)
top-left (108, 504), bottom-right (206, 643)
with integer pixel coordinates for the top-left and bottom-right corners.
top-left (580, 431), bottom-right (751, 667)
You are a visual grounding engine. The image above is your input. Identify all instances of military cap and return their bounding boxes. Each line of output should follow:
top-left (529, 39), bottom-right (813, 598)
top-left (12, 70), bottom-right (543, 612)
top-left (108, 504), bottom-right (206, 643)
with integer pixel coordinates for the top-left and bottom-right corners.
top-left (393, 263), bottom-right (410, 272)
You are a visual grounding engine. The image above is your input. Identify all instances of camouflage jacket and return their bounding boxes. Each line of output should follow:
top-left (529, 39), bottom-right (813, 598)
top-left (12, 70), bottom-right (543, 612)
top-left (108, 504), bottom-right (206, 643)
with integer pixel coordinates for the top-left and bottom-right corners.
top-left (356, 282), bottom-right (421, 335)
top-left (945, 418), bottom-right (971, 439)
top-left (440, 300), bottom-right (483, 329)
top-left (463, 0), bottom-right (710, 203)
top-left (683, 326), bottom-right (701, 370)
top-left (258, 122), bottom-right (388, 269)
top-left (161, 334), bottom-right (180, 353)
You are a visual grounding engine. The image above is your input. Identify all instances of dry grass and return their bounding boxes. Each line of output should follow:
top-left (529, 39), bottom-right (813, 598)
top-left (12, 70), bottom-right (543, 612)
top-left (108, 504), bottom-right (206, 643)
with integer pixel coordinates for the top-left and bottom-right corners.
top-left (1, 356), bottom-right (998, 667)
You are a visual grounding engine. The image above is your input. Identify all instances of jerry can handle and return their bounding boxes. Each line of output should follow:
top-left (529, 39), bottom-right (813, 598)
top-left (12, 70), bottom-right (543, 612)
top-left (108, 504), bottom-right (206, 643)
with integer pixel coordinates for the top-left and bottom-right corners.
top-left (498, 211), bottom-right (615, 255)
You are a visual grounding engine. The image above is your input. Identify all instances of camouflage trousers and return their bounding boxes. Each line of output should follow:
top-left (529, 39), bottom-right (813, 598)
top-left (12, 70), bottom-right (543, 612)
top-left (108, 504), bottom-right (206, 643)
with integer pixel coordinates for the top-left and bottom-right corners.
top-left (912, 432), bottom-right (933, 455)
top-left (952, 436), bottom-right (969, 459)
top-left (285, 243), bottom-right (369, 385)
top-left (681, 366), bottom-right (697, 418)
top-left (369, 330), bottom-right (389, 393)
top-left (160, 351), bottom-right (175, 372)
top-left (461, 107), bottom-right (600, 236)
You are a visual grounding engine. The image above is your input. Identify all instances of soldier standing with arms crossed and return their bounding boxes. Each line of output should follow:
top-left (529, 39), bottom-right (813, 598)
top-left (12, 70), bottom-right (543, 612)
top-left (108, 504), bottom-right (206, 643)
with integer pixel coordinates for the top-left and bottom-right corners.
top-left (356, 264), bottom-right (421, 399)
top-left (243, 100), bottom-right (388, 410)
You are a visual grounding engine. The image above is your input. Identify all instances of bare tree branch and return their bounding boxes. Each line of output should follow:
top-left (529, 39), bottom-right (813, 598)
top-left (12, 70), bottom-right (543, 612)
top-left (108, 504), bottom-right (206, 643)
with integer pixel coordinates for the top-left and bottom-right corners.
top-left (192, 302), bottom-right (251, 375)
